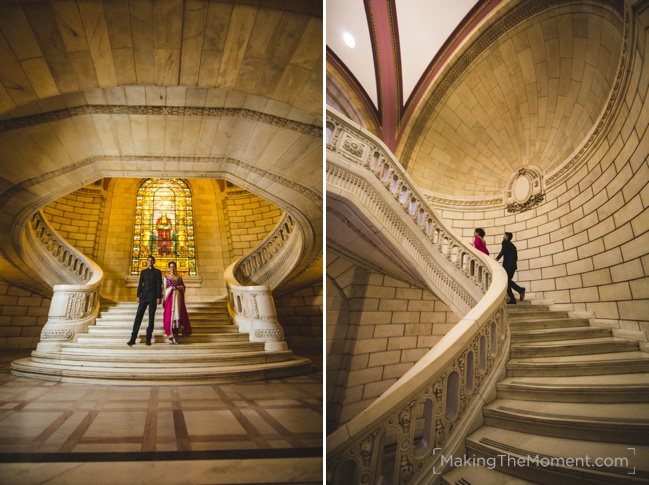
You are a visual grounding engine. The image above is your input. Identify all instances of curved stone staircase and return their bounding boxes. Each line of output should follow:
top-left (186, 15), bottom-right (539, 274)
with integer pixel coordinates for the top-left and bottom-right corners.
top-left (11, 299), bottom-right (311, 385)
top-left (442, 301), bottom-right (649, 484)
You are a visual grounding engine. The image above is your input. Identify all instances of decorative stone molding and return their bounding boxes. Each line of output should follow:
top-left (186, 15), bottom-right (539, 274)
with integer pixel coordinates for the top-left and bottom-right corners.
top-left (0, 155), bottom-right (322, 212)
top-left (0, 105), bottom-right (323, 138)
top-left (223, 275), bottom-right (288, 352)
top-left (505, 166), bottom-right (545, 213)
top-left (234, 213), bottom-right (302, 289)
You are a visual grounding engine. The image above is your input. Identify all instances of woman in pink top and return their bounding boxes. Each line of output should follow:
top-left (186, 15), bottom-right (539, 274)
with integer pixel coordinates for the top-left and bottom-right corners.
top-left (472, 228), bottom-right (489, 255)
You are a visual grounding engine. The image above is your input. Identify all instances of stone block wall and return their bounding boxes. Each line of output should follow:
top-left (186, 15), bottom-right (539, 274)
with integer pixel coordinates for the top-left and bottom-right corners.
top-left (0, 282), bottom-right (50, 348)
top-left (275, 281), bottom-right (323, 351)
top-left (222, 187), bottom-right (283, 260)
top-left (43, 184), bottom-right (106, 259)
top-left (326, 252), bottom-right (459, 430)
top-left (435, 33), bottom-right (649, 346)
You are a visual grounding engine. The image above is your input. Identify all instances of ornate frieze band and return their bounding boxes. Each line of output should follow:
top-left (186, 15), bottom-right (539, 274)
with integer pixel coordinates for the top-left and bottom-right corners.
top-left (0, 155), bottom-right (322, 211)
top-left (0, 105), bottom-right (323, 138)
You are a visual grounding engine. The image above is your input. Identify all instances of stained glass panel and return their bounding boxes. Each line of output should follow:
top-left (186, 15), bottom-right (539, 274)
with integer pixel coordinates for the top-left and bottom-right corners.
top-left (131, 178), bottom-right (196, 275)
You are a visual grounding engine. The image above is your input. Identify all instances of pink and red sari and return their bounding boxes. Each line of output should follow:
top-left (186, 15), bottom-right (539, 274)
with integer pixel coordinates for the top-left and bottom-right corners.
top-left (162, 276), bottom-right (192, 337)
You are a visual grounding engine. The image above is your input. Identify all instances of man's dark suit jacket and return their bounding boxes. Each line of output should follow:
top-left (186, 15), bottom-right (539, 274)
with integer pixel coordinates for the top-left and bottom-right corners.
top-left (137, 267), bottom-right (162, 301)
top-left (496, 240), bottom-right (518, 270)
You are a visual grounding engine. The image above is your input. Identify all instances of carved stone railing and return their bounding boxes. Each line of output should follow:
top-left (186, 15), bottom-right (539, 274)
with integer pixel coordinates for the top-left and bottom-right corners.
top-left (22, 211), bottom-right (103, 352)
top-left (224, 213), bottom-right (302, 352)
top-left (224, 264), bottom-right (288, 352)
top-left (327, 108), bottom-right (494, 317)
top-left (326, 108), bottom-right (509, 484)
top-left (232, 213), bottom-right (302, 289)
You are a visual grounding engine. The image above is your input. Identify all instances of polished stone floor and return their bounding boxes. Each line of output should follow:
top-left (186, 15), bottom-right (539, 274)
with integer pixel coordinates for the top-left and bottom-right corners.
top-left (0, 349), bottom-right (323, 484)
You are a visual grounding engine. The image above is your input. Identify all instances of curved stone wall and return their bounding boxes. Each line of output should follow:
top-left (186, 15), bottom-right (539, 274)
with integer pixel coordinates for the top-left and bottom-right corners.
top-left (435, 7), bottom-right (649, 345)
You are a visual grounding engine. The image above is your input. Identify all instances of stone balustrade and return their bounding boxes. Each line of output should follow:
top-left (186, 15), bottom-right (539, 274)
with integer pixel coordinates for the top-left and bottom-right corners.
top-left (225, 213), bottom-right (303, 352)
top-left (326, 108), bottom-right (509, 483)
top-left (22, 211), bottom-right (103, 352)
top-left (233, 213), bottom-right (302, 289)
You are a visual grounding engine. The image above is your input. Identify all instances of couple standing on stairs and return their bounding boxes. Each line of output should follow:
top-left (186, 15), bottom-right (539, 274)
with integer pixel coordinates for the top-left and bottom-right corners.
top-left (127, 255), bottom-right (192, 346)
top-left (472, 229), bottom-right (525, 305)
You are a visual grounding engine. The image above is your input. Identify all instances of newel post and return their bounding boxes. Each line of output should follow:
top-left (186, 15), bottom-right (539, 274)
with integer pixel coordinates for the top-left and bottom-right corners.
top-left (36, 285), bottom-right (100, 352)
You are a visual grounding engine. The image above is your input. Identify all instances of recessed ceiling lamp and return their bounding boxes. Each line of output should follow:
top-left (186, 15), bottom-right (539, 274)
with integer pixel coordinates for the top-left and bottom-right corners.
top-left (343, 32), bottom-right (356, 48)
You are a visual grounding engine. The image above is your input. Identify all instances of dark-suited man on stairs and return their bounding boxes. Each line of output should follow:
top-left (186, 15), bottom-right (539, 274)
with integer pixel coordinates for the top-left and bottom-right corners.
top-left (128, 255), bottom-right (163, 346)
top-left (496, 232), bottom-right (526, 305)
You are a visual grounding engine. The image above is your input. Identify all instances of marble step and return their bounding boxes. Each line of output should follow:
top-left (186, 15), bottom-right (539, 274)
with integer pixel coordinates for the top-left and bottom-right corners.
top-left (507, 351), bottom-right (649, 376)
top-left (483, 399), bottom-right (649, 444)
top-left (77, 334), bottom-right (242, 344)
top-left (30, 348), bottom-right (290, 367)
top-left (509, 317), bottom-right (590, 330)
top-left (496, 374), bottom-right (649, 402)
top-left (510, 336), bottom-right (639, 358)
top-left (96, 313), bottom-right (231, 322)
top-left (10, 355), bottom-right (312, 385)
top-left (441, 465), bottom-right (539, 485)
top-left (60, 340), bottom-right (264, 353)
top-left (466, 426), bottom-right (649, 484)
top-left (100, 300), bottom-right (228, 308)
top-left (87, 324), bottom-right (237, 334)
top-left (510, 326), bottom-right (611, 343)
top-left (508, 310), bottom-right (569, 321)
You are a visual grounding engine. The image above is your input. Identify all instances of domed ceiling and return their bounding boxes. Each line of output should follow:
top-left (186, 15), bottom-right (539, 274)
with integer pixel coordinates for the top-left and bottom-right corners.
top-left (326, 0), bottom-right (626, 199)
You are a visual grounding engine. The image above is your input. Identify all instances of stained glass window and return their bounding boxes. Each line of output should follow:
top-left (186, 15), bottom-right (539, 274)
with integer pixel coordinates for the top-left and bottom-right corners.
top-left (131, 178), bottom-right (196, 275)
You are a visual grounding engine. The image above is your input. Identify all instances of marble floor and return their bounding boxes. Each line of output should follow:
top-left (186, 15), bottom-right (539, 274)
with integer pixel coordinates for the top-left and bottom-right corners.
top-left (0, 349), bottom-right (323, 485)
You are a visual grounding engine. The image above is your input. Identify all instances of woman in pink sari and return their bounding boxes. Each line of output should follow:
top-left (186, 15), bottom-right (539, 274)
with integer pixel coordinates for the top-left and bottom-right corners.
top-left (162, 262), bottom-right (192, 344)
top-left (472, 228), bottom-right (490, 255)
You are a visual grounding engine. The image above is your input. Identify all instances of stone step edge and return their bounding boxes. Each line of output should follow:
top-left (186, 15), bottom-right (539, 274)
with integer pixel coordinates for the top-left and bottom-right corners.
top-left (466, 428), bottom-right (647, 484)
top-left (31, 352), bottom-right (292, 364)
top-left (483, 403), bottom-right (649, 432)
top-left (10, 356), bottom-right (311, 378)
top-left (440, 465), bottom-right (547, 485)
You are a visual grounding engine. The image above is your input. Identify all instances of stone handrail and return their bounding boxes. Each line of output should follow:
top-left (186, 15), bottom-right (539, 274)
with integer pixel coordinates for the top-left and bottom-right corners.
top-left (22, 211), bottom-right (103, 352)
top-left (224, 213), bottom-right (302, 352)
top-left (326, 108), bottom-right (509, 484)
top-left (24, 212), bottom-right (94, 286)
top-left (232, 213), bottom-right (302, 289)
top-left (224, 263), bottom-right (288, 352)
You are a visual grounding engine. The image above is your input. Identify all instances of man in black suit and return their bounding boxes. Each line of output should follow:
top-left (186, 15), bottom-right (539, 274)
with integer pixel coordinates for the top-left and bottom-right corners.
top-left (128, 255), bottom-right (163, 346)
top-left (496, 232), bottom-right (526, 305)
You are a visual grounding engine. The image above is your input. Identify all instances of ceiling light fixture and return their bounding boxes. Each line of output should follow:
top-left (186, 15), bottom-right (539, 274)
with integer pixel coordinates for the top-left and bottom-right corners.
top-left (343, 32), bottom-right (356, 48)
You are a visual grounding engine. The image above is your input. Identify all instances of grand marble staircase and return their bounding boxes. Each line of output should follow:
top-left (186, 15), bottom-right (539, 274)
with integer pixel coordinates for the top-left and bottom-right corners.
top-left (11, 299), bottom-right (311, 385)
top-left (442, 301), bottom-right (649, 484)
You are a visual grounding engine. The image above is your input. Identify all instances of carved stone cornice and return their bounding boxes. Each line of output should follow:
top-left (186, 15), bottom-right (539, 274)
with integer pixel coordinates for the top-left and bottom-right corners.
top-left (0, 155), bottom-right (323, 211)
top-left (0, 105), bottom-right (323, 138)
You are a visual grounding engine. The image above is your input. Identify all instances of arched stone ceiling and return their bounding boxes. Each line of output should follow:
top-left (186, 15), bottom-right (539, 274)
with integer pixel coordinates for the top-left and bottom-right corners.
top-left (0, 0), bottom-right (322, 295)
top-left (403, 2), bottom-right (625, 198)
top-left (0, 0), bottom-right (322, 117)
top-left (326, 0), bottom-right (627, 199)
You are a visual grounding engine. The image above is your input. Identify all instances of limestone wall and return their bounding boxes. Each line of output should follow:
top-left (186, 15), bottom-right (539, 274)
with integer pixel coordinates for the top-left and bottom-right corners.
top-left (435, 24), bottom-right (649, 347)
top-left (0, 283), bottom-right (50, 349)
top-left (42, 184), bottom-right (106, 259)
top-left (276, 280), bottom-right (323, 351)
top-left (326, 252), bottom-right (459, 429)
top-left (222, 186), bottom-right (283, 260)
